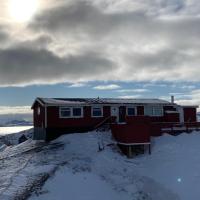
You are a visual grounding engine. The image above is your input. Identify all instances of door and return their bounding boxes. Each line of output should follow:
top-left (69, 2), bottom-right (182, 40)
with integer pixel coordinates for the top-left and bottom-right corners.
top-left (111, 107), bottom-right (119, 122)
top-left (178, 106), bottom-right (184, 123)
top-left (119, 106), bottom-right (126, 123)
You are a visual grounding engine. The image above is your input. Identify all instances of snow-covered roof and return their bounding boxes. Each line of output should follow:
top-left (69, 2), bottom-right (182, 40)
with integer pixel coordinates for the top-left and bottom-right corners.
top-left (33, 97), bottom-right (174, 107)
top-left (179, 105), bottom-right (199, 108)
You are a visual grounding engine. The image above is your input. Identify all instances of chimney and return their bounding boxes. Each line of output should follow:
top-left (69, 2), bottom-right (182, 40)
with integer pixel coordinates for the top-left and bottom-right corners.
top-left (171, 95), bottom-right (174, 103)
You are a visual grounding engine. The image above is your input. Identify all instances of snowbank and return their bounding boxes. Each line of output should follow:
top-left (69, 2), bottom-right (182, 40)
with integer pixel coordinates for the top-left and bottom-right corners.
top-left (1, 129), bottom-right (200, 200)
top-left (30, 131), bottom-right (182, 200)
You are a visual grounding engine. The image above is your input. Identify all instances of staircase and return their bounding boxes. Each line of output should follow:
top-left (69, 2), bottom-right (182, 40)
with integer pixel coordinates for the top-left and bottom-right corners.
top-left (94, 116), bottom-right (112, 151)
top-left (94, 116), bottom-right (112, 132)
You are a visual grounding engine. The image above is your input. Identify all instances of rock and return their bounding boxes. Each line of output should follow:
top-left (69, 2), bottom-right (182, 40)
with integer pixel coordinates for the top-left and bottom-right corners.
top-left (18, 134), bottom-right (28, 144)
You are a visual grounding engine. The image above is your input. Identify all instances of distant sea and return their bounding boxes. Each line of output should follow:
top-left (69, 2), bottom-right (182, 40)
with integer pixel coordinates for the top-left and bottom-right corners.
top-left (0, 126), bottom-right (33, 135)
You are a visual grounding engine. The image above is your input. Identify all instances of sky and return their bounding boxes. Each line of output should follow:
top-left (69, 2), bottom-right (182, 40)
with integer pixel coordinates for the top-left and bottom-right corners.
top-left (0, 0), bottom-right (200, 114)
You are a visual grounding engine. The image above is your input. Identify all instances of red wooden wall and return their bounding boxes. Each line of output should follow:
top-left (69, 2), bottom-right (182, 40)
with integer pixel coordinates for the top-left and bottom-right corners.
top-left (184, 107), bottom-right (197, 122)
top-left (46, 106), bottom-right (111, 128)
top-left (33, 103), bottom-right (197, 130)
top-left (111, 116), bottom-right (151, 144)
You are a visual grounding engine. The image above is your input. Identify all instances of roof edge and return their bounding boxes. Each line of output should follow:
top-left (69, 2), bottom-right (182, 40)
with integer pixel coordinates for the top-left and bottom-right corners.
top-left (31, 97), bottom-right (45, 109)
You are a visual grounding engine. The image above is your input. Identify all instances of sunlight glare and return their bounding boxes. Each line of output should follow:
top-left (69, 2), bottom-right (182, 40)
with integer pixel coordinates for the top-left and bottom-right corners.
top-left (9, 0), bottom-right (39, 23)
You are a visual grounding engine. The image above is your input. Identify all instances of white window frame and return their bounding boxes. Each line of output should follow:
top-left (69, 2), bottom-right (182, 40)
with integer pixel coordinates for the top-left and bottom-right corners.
top-left (91, 107), bottom-right (103, 117)
top-left (126, 106), bottom-right (137, 116)
top-left (59, 107), bottom-right (83, 118)
top-left (144, 106), bottom-right (163, 117)
top-left (72, 107), bottom-right (84, 118)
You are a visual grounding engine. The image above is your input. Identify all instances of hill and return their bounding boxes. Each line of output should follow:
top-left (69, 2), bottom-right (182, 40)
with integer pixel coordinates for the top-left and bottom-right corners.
top-left (0, 129), bottom-right (200, 199)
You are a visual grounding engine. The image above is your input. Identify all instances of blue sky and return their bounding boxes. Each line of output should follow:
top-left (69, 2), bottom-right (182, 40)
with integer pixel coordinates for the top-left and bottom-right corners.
top-left (0, 80), bottom-right (199, 111)
top-left (1, 0), bottom-right (200, 114)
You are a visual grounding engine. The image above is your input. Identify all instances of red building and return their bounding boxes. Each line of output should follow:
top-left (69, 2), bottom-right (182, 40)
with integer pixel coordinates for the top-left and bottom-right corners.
top-left (32, 97), bottom-right (198, 142)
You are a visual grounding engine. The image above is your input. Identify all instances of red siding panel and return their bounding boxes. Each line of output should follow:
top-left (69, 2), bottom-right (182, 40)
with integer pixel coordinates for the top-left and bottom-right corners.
top-left (46, 106), bottom-right (112, 128)
top-left (137, 106), bottom-right (144, 115)
top-left (184, 107), bottom-right (197, 122)
top-left (164, 113), bottom-right (180, 122)
top-left (111, 116), bottom-right (151, 144)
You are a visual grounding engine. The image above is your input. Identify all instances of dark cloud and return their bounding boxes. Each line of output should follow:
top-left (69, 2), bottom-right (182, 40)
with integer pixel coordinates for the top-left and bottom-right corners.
top-left (0, 0), bottom-right (200, 86)
top-left (30, 1), bottom-right (151, 39)
top-left (0, 32), bottom-right (8, 42)
top-left (0, 47), bottom-right (114, 86)
top-left (0, 27), bottom-right (10, 44)
top-left (16, 35), bottom-right (53, 49)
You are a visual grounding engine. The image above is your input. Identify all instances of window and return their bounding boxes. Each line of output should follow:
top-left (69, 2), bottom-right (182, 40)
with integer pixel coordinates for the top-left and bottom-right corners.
top-left (153, 107), bottom-right (163, 116)
top-left (37, 107), bottom-right (40, 115)
top-left (145, 106), bottom-right (153, 116)
top-left (60, 107), bottom-right (71, 118)
top-left (144, 106), bottom-right (163, 116)
top-left (73, 108), bottom-right (82, 117)
top-left (59, 107), bottom-right (83, 118)
top-left (92, 107), bottom-right (103, 117)
top-left (127, 107), bottom-right (136, 116)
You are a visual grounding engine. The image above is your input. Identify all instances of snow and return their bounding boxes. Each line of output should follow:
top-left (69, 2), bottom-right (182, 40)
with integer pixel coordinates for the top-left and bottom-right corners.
top-left (31, 170), bottom-right (123, 200)
top-left (40, 97), bottom-right (172, 106)
top-left (0, 126), bottom-right (33, 135)
top-left (165, 110), bottom-right (179, 113)
top-left (29, 131), bottom-right (200, 200)
top-left (1, 128), bottom-right (200, 199)
top-left (136, 132), bottom-right (200, 200)
top-left (41, 98), bottom-right (86, 105)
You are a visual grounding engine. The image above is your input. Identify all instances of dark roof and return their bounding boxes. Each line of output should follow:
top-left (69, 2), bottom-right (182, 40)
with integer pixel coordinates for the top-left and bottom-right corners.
top-left (33, 97), bottom-right (174, 107)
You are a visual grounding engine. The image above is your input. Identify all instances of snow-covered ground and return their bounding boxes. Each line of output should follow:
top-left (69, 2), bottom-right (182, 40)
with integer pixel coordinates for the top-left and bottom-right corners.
top-left (29, 131), bottom-right (200, 200)
top-left (0, 126), bottom-right (33, 135)
top-left (1, 129), bottom-right (200, 199)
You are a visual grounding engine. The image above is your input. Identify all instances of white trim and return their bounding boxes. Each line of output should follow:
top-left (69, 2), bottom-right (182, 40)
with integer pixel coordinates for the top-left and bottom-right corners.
top-left (177, 106), bottom-right (184, 123)
top-left (37, 106), bottom-right (41, 115)
top-left (165, 110), bottom-right (179, 114)
top-left (31, 98), bottom-right (45, 109)
top-left (91, 106), bottom-right (103, 118)
top-left (72, 107), bottom-right (84, 118)
top-left (37, 98), bottom-right (45, 106)
top-left (126, 106), bottom-right (137, 116)
top-left (111, 106), bottom-right (119, 122)
top-left (59, 107), bottom-right (84, 118)
top-left (172, 127), bottom-right (186, 131)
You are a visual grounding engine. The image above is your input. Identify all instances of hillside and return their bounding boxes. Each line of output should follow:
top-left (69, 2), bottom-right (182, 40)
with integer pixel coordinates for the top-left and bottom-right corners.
top-left (0, 114), bottom-right (32, 127)
top-left (29, 131), bottom-right (200, 200)
top-left (0, 130), bottom-right (200, 199)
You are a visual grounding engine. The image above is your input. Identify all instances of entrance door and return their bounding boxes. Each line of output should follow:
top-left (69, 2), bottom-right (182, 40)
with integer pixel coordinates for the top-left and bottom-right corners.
top-left (178, 106), bottom-right (184, 123)
top-left (111, 107), bottom-right (119, 122)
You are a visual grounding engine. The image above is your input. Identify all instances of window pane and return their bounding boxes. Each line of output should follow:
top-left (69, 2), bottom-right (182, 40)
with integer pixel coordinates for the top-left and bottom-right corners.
top-left (127, 108), bottom-right (135, 116)
top-left (93, 108), bottom-right (102, 116)
top-left (145, 106), bottom-right (153, 116)
top-left (61, 108), bottom-right (71, 117)
top-left (145, 106), bottom-right (163, 116)
top-left (153, 107), bottom-right (163, 116)
top-left (73, 108), bottom-right (82, 117)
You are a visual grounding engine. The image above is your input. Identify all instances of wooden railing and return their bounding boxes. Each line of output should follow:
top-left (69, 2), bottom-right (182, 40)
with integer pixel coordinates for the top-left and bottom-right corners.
top-left (151, 121), bottom-right (200, 136)
top-left (94, 116), bottom-right (113, 130)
